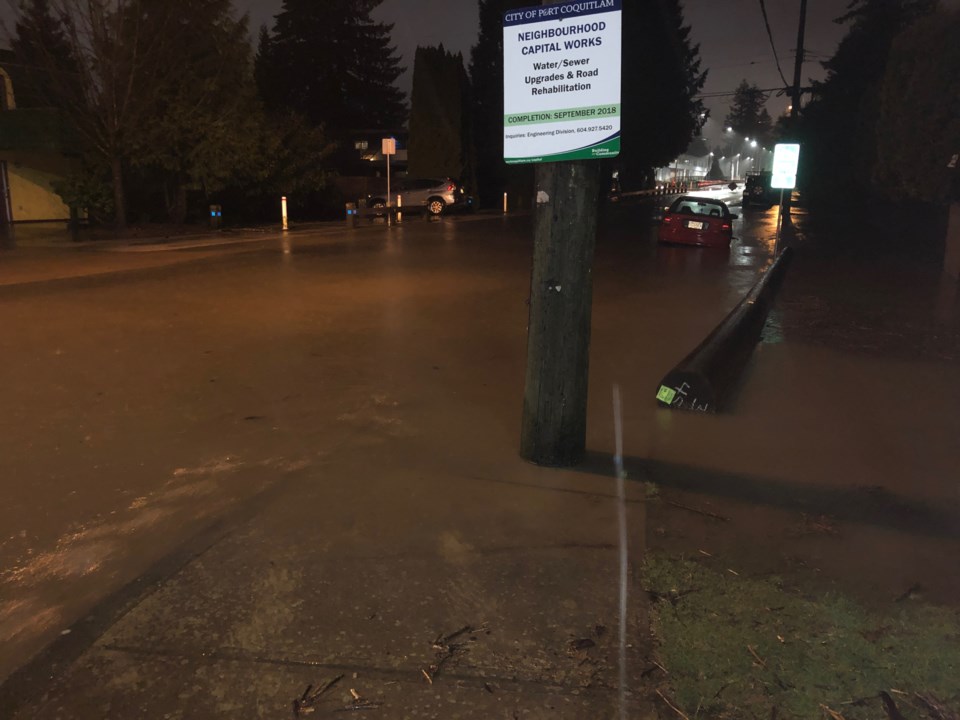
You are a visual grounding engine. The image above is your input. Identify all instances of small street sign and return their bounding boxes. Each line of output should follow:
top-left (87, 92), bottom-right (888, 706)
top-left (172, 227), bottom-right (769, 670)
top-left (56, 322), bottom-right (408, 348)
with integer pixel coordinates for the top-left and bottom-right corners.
top-left (771, 143), bottom-right (801, 189)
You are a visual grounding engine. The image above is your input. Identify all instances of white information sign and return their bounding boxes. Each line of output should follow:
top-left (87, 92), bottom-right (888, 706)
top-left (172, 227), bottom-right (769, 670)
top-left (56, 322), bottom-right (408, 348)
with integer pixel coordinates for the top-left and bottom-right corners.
top-left (771, 143), bottom-right (801, 189)
top-left (503, 0), bottom-right (621, 164)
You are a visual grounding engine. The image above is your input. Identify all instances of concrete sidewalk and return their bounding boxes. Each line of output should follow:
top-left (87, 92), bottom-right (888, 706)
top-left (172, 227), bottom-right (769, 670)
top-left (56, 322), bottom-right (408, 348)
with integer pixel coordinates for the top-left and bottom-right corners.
top-left (1, 399), bottom-right (652, 719)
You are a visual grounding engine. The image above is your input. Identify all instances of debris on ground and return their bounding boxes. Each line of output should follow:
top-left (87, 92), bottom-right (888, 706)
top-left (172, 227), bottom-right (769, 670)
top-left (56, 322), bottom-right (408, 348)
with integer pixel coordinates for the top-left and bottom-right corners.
top-left (293, 674), bottom-right (344, 716)
top-left (895, 583), bottom-right (924, 603)
top-left (788, 513), bottom-right (840, 537)
top-left (644, 552), bottom-right (960, 720)
top-left (664, 499), bottom-right (730, 522)
top-left (293, 674), bottom-right (383, 716)
top-left (421, 624), bottom-right (484, 684)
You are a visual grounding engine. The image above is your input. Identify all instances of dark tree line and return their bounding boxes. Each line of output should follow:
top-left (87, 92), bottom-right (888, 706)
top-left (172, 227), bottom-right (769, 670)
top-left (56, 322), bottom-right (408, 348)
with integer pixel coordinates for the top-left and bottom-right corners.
top-left (5, 0), bottom-right (403, 227)
top-left (255, 0), bottom-right (407, 167)
top-left (797, 0), bottom-right (938, 206)
top-left (10, 0), bottom-right (265, 228)
top-left (6, 0), bottom-right (714, 224)
top-left (407, 45), bottom-right (474, 185)
top-left (724, 81), bottom-right (773, 146)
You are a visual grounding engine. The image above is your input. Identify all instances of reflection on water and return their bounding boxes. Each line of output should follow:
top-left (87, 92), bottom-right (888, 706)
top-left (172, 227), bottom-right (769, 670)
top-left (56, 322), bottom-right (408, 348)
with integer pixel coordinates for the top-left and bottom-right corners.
top-left (656, 244), bottom-right (730, 274)
top-left (762, 308), bottom-right (785, 345)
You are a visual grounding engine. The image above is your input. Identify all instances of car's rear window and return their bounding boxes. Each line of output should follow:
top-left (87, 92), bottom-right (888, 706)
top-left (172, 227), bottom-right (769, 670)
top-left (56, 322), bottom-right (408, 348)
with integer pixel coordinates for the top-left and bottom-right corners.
top-left (671, 199), bottom-right (727, 217)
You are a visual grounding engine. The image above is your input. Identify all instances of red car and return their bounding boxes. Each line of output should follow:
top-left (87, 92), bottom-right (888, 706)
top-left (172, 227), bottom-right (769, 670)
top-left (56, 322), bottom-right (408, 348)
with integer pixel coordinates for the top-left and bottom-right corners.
top-left (657, 195), bottom-right (737, 247)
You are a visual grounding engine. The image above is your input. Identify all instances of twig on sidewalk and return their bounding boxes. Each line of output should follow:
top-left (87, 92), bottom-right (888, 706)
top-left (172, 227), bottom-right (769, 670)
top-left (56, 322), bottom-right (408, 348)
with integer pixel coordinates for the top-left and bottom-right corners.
top-left (914, 692), bottom-right (959, 720)
top-left (747, 645), bottom-right (767, 668)
top-left (293, 674), bottom-right (345, 716)
top-left (894, 583), bottom-right (923, 603)
top-left (665, 500), bottom-right (730, 522)
top-left (656, 689), bottom-right (691, 720)
top-left (433, 625), bottom-right (473, 648)
top-left (820, 705), bottom-right (847, 720)
top-left (880, 691), bottom-right (909, 720)
top-left (422, 623), bottom-right (483, 684)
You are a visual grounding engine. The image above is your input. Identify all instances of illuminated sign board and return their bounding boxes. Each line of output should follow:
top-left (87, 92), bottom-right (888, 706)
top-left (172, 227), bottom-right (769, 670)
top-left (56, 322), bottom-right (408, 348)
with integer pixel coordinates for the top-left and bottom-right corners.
top-left (503, 0), bottom-right (621, 164)
top-left (771, 143), bottom-right (801, 189)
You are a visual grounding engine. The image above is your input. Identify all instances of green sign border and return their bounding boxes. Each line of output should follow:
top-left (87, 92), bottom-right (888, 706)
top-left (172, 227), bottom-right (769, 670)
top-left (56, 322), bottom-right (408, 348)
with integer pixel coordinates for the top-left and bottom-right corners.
top-left (505, 136), bottom-right (620, 165)
top-left (504, 104), bottom-right (621, 127)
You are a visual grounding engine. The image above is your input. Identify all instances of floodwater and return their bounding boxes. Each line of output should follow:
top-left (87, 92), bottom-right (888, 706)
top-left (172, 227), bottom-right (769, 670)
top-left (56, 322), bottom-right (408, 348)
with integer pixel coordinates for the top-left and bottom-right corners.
top-left (1, 203), bottom-right (957, 715)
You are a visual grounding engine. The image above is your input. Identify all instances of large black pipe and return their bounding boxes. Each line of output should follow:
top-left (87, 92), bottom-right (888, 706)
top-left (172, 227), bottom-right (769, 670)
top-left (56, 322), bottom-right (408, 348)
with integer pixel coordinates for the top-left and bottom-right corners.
top-left (655, 247), bottom-right (794, 412)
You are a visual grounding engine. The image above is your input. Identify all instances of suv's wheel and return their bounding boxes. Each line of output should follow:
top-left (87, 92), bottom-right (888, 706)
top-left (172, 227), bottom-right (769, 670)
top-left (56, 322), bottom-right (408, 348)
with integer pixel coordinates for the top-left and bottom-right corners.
top-left (426, 198), bottom-right (445, 216)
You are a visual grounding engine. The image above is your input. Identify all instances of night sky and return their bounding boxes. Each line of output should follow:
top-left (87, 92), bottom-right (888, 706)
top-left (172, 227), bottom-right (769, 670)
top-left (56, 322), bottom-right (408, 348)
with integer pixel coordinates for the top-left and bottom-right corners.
top-left (233, 0), bottom-right (849, 121)
top-left (1, 0), bottom-right (854, 121)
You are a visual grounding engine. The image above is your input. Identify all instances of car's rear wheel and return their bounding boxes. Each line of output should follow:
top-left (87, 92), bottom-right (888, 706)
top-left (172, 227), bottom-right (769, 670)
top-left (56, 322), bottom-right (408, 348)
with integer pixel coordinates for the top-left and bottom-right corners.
top-left (426, 198), bottom-right (445, 216)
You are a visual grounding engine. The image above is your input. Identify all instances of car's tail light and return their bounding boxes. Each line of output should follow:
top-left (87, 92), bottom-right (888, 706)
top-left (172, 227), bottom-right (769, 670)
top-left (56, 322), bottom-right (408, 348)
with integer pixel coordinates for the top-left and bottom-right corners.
top-left (721, 222), bottom-right (731, 231)
top-left (663, 215), bottom-right (673, 224)
top-left (446, 183), bottom-right (456, 192)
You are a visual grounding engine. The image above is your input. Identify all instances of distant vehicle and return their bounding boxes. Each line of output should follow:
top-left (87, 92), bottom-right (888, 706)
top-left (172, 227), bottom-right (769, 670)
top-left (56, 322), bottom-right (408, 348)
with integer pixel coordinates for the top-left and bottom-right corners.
top-left (686, 182), bottom-right (742, 205)
top-left (368, 177), bottom-right (464, 216)
top-left (657, 195), bottom-right (737, 248)
top-left (743, 171), bottom-right (778, 208)
top-left (607, 175), bottom-right (621, 203)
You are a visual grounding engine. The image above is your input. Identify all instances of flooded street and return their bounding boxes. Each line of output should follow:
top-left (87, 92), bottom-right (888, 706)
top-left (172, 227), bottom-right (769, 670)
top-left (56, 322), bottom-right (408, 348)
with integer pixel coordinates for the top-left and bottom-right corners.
top-left (1, 203), bottom-right (957, 716)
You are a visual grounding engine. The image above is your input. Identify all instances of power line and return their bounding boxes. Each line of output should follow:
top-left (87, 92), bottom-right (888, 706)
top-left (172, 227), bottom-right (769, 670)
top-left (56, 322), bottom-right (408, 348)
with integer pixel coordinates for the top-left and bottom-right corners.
top-left (695, 87), bottom-right (782, 99)
top-left (757, 0), bottom-right (790, 90)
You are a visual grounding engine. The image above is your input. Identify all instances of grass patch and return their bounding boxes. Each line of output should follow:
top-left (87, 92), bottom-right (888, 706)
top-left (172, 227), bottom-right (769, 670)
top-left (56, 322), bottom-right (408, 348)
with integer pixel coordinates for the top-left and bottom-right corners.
top-left (644, 552), bottom-right (960, 719)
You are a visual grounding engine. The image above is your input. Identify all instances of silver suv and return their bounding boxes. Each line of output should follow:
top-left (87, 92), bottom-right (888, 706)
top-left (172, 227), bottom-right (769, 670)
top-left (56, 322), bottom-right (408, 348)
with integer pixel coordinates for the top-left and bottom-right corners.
top-left (369, 177), bottom-right (463, 216)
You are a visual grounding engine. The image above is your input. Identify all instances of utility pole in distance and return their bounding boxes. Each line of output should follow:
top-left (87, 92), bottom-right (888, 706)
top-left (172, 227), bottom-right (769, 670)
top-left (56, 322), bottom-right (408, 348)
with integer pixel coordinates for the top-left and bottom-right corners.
top-left (783, 0), bottom-right (808, 224)
top-left (789, 0), bottom-right (808, 128)
top-left (507, 0), bottom-right (622, 466)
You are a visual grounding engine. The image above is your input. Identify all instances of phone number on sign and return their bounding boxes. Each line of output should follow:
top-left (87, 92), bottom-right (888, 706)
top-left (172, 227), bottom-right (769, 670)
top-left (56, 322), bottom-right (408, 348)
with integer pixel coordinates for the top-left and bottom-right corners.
top-left (576, 125), bottom-right (614, 133)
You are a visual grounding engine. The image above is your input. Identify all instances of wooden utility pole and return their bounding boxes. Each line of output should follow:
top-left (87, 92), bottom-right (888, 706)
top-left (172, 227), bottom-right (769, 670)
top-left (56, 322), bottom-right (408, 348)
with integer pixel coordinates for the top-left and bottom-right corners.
top-left (783, 0), bottom-right (808, 224)
top-left (520, 160), bottom-right (600, 466)
top-left (789, 0), bottom-right (808, 127)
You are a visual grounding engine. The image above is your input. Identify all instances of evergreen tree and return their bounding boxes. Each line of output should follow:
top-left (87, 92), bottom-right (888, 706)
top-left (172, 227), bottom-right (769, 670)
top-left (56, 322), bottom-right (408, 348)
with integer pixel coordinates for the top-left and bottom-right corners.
top-left (617, 0), bottom-right (707, 188)
top-left (469, 0), bottom-right (531, 208)
top-left (8, 0), bottom-right (75, 109)
top-left (874, 7), bottom-right (960, 205)
top-left (724, 81), bottom-right (773, 145)
top-left (255, 0), bottom-right (407, 144)
top-left (407, 45), bottom-right (471, 181)
top-left (130, 0), bottom-right (262, 223)
top-left (798, 0), bottom-right (936, 204)
top-left (706, 156), bottom-right (726, 181)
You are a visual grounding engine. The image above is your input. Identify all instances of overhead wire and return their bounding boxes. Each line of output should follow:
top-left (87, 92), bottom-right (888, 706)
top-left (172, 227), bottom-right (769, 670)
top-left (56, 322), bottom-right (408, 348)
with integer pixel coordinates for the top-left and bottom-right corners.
top-left (757, 0), bottom-right (790, 90)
